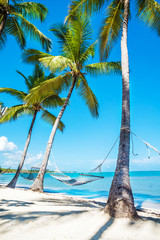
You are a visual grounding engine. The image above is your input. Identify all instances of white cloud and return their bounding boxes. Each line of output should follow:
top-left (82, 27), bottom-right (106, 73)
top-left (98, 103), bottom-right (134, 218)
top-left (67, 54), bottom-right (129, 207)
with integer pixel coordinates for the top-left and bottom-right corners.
top-left (26, 152), bottom-right (43, 165)
top-left (0, 136), bottom-right (17, 151)
top-left (2, 150), bottom-right (44, 169)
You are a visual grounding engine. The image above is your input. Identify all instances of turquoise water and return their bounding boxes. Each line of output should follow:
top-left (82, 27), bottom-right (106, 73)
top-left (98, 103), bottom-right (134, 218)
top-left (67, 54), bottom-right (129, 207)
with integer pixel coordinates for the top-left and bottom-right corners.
top-left (1, 171), bottom-right (160, 207)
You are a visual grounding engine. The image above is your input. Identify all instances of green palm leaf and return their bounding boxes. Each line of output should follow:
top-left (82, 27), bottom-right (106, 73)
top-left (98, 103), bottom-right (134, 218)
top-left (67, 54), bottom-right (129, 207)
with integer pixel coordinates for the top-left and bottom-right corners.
top-left (100, 0), bottom-right (123, 59)
top-left (0, 104), bottom-right (34, 123)
top-left (41, 110), bottom-right (65, 132)
top-left (80, 40), bottom-right (97, 64)
top-left (13, 2), bottom-right (48, 22)
top-left (12, 11), bottom-right (51, 51)
top-left (25, 73), bottom-right (72, 106)
top-left (0, 27), bottom-right (7, 49)
top-left (42, 95), bottom-right (65, 109)
top-left (84, 61), bottom-right (121, 76)
top-left (137, 0), bottom-right (160, 35)
top-left (16, 70), bottom-right (31, 90)
top-left (78, 74), bottom-right (99, 118)
top-left (0, 87), bottom-right (27, 101)
top-left (5, 15), bottom-right (26, 48)
top-left (66, 0), bottom-right (106, 21)
top-left (22, 49), bottom-right (53, 64)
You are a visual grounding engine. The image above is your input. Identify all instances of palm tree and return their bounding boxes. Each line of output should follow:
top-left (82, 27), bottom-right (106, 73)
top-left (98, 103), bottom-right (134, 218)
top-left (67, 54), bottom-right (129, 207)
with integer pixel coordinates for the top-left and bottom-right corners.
top-left (22, 14), bottom-right (121, 192)
top-left (0, 0), bottom-right (51, 50)
top-left (67, 0), bottom-right (160, 219)
top-left (0, 64), bottom-right (65, 188)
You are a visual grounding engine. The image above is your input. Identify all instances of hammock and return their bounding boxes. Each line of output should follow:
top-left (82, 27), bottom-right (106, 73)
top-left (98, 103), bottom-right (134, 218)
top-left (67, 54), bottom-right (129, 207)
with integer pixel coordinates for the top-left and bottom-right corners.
top-left (50, 168), bottom-right (104, 186)
top-left (20, 166), bottom-right (49, 181)
top-left (20, 167), bottom-right (40, 181)
top-left (50, 129), bottom-right (160, 186)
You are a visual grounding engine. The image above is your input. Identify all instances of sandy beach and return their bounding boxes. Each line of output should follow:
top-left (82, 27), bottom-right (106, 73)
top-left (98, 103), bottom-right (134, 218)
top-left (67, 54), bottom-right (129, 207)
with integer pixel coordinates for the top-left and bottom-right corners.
top-left (0, 187), bottom-right (159, 240)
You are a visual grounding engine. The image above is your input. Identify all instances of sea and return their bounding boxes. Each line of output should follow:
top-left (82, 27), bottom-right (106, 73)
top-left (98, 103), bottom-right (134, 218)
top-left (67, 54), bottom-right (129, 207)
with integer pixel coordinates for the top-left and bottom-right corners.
top-left (1, 171), bottom-right (160, 209)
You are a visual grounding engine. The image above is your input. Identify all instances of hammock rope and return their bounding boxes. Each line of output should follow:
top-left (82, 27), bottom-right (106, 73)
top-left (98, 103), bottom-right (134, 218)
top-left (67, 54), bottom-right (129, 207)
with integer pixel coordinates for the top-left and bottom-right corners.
top-left (50, 137), bottom-right (120, 186)
top-left (50, 128), bottom-right (160, 186)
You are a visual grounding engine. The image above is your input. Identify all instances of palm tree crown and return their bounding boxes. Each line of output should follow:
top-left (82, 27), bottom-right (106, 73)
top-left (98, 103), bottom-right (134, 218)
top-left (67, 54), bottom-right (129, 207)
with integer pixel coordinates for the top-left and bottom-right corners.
top-left (0, 0), bottom-right (51, 50)
top-left (23, 14), bottom-right (121, 114)
top-left (67, 0), bottom-right (160, 59)
top-left (0, 64), bottom-right (65, 129)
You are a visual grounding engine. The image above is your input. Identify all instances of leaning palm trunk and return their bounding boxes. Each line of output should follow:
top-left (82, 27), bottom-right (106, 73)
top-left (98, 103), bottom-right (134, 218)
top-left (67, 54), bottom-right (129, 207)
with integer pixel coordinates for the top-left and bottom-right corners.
top-left (104, 0), bottom-right (138, 219)
top-left (7, 111), bottom-right (37, 188)
top-left (31, 74), bottom-right (77, 192)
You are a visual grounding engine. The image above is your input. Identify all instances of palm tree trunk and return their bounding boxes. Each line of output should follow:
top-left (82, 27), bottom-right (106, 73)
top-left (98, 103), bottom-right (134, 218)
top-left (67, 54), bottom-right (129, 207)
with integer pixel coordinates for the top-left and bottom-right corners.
top-left (7, 111), bottom-right (37, 188)
top-left (31, 74), bottom-right (77, 192)
top-left (0, 8), bottom-right (7, 36)
top-left (104, 0), bottom-right (138, 219)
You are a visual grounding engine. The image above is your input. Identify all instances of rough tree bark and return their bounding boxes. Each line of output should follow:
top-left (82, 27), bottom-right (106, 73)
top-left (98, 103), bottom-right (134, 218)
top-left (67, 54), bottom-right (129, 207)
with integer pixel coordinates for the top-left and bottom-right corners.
top-left (104, 0), bottom-right (138, 219)
top-left (7, 111), bottom-right (37, 188)
top-left (31, 74), bottom-right (77, 192)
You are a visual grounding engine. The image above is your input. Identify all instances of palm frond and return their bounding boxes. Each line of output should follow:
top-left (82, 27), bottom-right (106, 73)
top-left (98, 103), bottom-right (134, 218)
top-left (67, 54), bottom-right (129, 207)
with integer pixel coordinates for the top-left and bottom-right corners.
top-left (67, 13), bottom-right (93, 61)
top-left (80, 40), bottom-right (97, 64)
top-left (100, 0), bottom-right (123, 59)
top-left (27, 64), bottom-right (45, 89)
top-left (41, 110), bottom-right (65, 132)
top-left (13, 2), bottom-right (48, 22)
top-left (84, 61), bottom-right (121, 76)
top-left (136, 0), bottom-right (160, 35)
top-left (0, 104), bottom-right (34, 123)
top-left (5, 15), bottom-right (26, 48)
top-left (25, 73), bottom-right (72, 106)
top-left (42, 94), bottom-right (65, 109)
top-left (12, 11), bottom-right (52, 51)
top-left (23, 48), bottom-right (72, 72)
top-left (0, 87), bottom-right (27, 101)
top-left (0, 27), bottom-right (7, 49)
top-left (16, 70), bottom-right (31, 90)
top-left (66, 0), bottom-right (106, 22)
top-left (22, 48), bottom-right (52, 64)
top-left (39, 55), bottom-right (73, 72)
top-left (78, 74), bottom-right (99, 118)
top-left (50, 24), bottom-right (68, 45)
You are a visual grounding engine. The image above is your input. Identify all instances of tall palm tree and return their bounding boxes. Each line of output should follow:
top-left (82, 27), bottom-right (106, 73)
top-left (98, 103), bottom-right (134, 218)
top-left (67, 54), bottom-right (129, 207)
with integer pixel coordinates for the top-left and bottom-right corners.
top-left (22, 14), bottom-right (121, 192)
top-left (0, 64), bottom-right (65, 188)
top-left (67, 0), bottom-right (160, 219)
top-left (0, 0), bottom-right (51, 50)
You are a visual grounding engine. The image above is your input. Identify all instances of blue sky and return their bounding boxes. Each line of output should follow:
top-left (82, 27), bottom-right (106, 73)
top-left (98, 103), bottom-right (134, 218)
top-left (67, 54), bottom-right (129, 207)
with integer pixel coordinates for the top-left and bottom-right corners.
top-left (0, 0), bottom-right (160, 172)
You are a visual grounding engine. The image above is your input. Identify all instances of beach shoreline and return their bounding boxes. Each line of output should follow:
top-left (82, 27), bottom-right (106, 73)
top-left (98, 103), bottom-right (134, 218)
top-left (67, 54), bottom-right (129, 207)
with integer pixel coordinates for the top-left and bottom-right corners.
top-left (0, 186), bottom-right (160, 240)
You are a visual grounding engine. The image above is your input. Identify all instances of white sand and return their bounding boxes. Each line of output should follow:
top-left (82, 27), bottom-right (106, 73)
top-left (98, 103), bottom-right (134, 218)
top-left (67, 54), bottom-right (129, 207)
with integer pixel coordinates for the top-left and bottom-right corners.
top-left (0, 187), bottom-right (160, 240)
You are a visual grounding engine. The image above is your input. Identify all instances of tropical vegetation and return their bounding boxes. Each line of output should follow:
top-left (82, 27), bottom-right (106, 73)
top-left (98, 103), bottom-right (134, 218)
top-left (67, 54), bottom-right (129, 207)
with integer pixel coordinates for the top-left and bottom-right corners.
top-left (0, 0), bottom-right (51, 50)
top-left (22, 13), bottom-right (121, 192)
top-left (0, 64), bottom-right (65, 188)
top-left (67, 0), bottom-right (160, 219)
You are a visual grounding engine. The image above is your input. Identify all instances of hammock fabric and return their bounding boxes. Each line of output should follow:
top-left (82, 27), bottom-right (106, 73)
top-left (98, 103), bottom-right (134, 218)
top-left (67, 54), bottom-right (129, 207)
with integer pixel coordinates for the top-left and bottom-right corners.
top-left (20, 167), bottom-right (40, 181)
top-left (20, 167), bottom-right (49, 181)
top-left (50, 168), bottom-right (104, 186)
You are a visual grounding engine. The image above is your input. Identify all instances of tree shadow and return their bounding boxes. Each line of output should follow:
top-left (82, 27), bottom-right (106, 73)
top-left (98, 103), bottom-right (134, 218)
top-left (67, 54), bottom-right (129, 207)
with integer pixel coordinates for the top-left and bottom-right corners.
top-left (90, 217), bottom-right (114, 240)
top-left (0, 199), bottom-right (34, 207)
top-left (37, 197), bottom-right (102, 209)
top-left (0, 208), bottom-right (88, 229)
